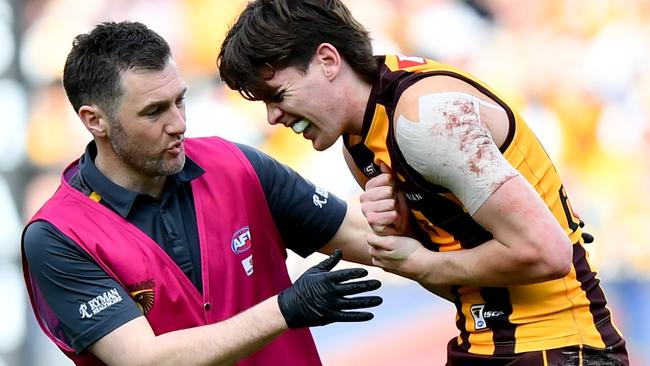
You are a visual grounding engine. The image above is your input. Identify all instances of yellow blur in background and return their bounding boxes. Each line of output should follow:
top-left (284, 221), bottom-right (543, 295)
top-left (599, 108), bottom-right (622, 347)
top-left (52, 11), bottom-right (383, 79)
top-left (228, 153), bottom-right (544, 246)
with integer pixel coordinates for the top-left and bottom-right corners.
top-left (1, 0), bottom-right (649, 365)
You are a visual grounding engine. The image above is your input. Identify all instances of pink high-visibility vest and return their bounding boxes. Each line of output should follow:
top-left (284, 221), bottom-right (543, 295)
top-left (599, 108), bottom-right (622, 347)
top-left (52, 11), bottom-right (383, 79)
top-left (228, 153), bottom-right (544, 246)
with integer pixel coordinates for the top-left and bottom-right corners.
top-left (22, 136), bottom-right (321, 365)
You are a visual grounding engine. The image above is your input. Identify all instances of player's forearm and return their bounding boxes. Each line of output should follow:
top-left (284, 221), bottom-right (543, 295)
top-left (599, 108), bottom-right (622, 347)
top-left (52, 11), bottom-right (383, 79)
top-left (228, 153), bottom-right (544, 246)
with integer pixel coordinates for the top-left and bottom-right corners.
top-left (92, 296), bottom-right (287, 366)
top-left (413, 238), bottom-right (571, 287)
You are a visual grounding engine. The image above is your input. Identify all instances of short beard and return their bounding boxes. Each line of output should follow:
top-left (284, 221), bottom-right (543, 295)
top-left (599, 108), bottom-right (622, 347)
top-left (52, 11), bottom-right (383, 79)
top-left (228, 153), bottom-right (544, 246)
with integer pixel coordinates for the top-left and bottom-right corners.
top-left (108, 117), bottom-right (185, 177)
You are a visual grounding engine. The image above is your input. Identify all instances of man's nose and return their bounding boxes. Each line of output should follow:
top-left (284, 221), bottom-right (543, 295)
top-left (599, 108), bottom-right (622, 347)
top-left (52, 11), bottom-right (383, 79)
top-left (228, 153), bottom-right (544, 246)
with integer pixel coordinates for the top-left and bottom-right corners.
top-left (266, 103), bottom-right (284, 126)
top-left (166, 106), bottom-right (187, 135)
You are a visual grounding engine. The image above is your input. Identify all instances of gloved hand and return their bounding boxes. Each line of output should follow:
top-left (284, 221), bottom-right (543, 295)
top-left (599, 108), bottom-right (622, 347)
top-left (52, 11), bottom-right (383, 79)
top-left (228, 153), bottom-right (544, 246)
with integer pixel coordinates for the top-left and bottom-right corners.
top-left (278, 249), bottom-right (383, 328)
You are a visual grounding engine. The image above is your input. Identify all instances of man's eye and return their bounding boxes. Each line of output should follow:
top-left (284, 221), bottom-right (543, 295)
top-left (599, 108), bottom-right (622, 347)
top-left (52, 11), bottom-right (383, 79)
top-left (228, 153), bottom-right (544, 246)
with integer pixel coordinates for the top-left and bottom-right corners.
top-left (145, 109), bottom-right (160, 117)
top-left (267, 91), bottom-right (284, 103)
top-left (176, 96), bottom-right (186, 107)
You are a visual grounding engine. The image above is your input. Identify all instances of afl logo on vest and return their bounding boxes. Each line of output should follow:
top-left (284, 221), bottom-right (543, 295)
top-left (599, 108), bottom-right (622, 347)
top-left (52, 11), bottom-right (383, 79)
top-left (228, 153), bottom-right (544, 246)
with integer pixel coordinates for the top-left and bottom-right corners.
top-left (231, 226), bottom-right (252, 254)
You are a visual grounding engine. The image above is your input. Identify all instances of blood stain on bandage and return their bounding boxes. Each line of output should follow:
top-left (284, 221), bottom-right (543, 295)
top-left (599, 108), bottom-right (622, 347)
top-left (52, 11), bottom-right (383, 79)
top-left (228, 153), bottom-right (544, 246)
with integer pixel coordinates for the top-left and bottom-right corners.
top-left (489, 170), bottom-right (519, 194)
top-left (435, 97), bottom-right (501, 178)
top-left (396, 92), bottom-right (521, 213)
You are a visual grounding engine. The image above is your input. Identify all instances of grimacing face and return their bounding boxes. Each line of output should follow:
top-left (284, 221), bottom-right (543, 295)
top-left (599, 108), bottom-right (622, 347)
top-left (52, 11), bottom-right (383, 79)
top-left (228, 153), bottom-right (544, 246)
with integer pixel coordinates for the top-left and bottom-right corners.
top-left (108, 61), bottom-right (188, 177)
top-left (263, 60), bottom-right (348, 151)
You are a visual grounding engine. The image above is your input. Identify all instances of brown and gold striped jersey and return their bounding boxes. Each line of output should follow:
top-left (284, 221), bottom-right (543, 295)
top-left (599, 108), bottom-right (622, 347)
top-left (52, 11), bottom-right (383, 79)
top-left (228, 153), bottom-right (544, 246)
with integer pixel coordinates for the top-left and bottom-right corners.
top-left (343, 55), bottom-right (624, 356)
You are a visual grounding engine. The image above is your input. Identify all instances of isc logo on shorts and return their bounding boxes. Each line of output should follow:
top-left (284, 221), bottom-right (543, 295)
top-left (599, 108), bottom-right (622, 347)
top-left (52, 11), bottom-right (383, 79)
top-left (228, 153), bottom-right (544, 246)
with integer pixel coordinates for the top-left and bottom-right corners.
top-left (231, 226), bottom-right (252, 254)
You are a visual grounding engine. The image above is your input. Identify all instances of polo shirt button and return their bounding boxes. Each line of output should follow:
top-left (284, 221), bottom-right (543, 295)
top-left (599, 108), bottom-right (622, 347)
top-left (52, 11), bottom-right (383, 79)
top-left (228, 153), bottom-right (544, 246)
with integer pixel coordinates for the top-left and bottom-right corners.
top-left (203, 303), bottom-right (211, 310)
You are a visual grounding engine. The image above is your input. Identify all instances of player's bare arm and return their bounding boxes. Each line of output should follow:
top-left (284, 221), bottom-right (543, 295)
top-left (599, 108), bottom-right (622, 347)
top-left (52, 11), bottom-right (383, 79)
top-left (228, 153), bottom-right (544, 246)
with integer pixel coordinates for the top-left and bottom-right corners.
top-left (367, 76), bottom-right (572, 287)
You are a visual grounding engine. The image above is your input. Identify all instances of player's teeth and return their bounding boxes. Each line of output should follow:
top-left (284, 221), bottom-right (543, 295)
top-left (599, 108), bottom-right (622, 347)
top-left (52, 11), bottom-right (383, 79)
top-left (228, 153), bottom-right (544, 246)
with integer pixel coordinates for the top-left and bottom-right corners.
top-left (291, 119), bottom-right (310, 134)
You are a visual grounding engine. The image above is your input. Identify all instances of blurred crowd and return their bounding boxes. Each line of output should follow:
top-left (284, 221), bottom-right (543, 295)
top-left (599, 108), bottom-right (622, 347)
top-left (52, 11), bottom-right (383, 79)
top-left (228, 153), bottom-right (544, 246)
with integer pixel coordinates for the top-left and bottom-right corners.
top-left (1, 0), bottom-right (648, 365)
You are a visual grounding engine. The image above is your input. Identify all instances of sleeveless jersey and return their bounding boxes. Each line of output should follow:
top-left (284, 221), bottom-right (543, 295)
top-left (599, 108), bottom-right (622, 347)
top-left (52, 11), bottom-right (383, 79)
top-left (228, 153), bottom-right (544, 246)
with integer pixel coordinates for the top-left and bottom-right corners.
top-left (344, 55), bottom-right (624, 356)
top-left (22, 136), bottom-right (321, 365)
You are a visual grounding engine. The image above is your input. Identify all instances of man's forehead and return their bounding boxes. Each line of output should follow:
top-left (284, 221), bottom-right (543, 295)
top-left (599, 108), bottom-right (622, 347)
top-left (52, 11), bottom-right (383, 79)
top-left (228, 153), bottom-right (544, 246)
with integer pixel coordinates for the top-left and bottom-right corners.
top-left (249, 84), bottom-right (277, 102)
top-left (120, 64), bottom-right (185, 101)
top-left (253, 66), bottom-right (301, 93)
top-left (241, 64), bottom-right (303, 101)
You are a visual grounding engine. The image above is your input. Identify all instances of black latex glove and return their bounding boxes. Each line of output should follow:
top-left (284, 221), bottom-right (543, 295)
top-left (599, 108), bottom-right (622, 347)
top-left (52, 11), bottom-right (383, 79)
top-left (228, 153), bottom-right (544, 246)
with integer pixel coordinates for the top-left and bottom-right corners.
top-left (278, 249), bottom-right (383, 328)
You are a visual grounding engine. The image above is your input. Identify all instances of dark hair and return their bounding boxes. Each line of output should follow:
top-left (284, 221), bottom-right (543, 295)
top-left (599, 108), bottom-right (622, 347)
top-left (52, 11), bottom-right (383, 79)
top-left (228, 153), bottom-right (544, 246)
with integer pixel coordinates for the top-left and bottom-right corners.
top-left (62, 21), bottom-right (171, 118)
top-left (217, 0), bottom-right (377, 100)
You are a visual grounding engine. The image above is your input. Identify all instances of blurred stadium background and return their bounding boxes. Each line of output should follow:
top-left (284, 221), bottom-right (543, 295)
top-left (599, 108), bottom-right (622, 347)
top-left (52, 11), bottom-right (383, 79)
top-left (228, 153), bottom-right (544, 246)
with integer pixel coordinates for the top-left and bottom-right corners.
top-left (0, 0), bottom-right (648, 365)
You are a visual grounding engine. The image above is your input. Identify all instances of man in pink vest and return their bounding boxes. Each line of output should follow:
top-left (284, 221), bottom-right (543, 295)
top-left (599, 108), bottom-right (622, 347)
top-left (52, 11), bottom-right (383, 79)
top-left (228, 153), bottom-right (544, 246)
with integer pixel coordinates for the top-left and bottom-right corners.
top-left (22, 21), bottom-right (382, 366)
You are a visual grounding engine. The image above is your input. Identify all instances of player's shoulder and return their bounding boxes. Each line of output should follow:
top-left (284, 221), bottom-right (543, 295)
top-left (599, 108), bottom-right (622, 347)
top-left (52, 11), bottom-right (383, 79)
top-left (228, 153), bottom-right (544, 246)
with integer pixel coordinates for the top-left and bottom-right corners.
top-left (398, 75), bottom-right (479, 110)
top-left (395, 75), bottom-right (491, 132)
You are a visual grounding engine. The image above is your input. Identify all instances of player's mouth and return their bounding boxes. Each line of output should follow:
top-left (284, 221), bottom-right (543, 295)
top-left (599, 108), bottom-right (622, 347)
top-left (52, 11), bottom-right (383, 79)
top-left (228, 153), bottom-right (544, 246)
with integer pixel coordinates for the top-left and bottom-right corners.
top-left (291, 118), bottom-right (311, 134)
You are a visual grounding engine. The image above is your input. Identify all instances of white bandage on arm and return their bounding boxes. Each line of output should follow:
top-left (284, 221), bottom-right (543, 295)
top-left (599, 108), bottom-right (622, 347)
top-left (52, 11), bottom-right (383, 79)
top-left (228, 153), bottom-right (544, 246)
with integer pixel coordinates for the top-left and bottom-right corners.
top-left (395, 92), bottom-right (519, 215)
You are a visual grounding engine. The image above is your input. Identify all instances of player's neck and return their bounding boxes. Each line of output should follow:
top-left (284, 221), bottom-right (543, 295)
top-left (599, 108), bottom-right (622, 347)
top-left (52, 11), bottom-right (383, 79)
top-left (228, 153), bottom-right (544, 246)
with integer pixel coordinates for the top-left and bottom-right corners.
top-left (344, 74), bottom-right (372, 135)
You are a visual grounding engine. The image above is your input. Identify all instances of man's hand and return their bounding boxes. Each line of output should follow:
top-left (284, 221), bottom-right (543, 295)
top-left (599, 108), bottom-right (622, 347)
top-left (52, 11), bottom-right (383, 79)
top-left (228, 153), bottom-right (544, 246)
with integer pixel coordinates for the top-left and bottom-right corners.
top-left (360, 163), bottom-right (411, 236)
top-left (278, 249), bottom-right (382, 329)
top-left (366, 232), bottom-right (425, 280)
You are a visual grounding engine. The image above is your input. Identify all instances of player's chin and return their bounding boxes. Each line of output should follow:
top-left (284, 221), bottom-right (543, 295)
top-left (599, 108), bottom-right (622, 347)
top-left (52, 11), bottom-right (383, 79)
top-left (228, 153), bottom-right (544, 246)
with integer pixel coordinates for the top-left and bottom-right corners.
top-left (311, 136), bottom-right (335, 151)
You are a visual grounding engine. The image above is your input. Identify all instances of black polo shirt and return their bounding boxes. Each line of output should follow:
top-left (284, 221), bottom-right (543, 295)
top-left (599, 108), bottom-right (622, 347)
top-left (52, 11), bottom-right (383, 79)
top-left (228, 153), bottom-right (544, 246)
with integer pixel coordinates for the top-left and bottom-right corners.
top-left (23, 140), bottom-right (347, 353)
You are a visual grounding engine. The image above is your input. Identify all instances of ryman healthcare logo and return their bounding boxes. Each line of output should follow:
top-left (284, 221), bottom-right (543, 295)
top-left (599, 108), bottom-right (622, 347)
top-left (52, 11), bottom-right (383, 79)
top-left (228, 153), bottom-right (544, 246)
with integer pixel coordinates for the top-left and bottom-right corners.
top-left (312, 187), bottom-right (329, 208)
top-left (79, 288), bottom-right (123, 319)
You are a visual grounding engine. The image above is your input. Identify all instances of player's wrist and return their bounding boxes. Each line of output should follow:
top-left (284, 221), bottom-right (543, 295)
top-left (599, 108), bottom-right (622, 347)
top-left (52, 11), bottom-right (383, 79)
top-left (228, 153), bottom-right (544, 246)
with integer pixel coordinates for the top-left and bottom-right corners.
top-left (411, 247), bottom-right (440, 285)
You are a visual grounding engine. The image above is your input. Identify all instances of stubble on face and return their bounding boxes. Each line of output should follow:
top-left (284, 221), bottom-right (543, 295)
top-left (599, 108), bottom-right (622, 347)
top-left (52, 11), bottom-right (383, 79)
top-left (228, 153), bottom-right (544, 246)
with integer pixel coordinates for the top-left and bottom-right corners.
top-left (108, 117), bottom-right (185, 177)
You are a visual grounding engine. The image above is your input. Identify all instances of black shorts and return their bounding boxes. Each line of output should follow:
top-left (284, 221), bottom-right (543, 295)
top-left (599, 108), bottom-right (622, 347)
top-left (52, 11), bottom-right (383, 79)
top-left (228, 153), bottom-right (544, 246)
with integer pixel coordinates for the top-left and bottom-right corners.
top-left (446, 338), bottom-right (628, 366)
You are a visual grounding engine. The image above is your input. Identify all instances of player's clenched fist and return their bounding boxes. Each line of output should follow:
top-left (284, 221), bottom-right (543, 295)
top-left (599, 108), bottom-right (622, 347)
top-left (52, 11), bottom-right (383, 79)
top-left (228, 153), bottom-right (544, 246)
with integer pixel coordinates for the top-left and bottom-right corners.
top-left (360, 163), bottom-right (410, 236)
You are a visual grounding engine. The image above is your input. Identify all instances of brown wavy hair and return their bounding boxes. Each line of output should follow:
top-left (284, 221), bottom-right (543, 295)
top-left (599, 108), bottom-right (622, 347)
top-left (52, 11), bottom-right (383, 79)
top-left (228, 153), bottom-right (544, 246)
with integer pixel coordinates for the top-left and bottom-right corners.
top-left (218, 0), bottom-right (377, 101)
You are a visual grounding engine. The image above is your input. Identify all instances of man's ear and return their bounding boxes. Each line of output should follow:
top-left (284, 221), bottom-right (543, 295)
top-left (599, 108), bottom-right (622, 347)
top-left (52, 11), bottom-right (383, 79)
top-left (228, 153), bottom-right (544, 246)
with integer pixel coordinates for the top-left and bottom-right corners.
top-left (79, 105), bottom-right (109, 137)
top-left (315, 43), bottom-right (341, 80)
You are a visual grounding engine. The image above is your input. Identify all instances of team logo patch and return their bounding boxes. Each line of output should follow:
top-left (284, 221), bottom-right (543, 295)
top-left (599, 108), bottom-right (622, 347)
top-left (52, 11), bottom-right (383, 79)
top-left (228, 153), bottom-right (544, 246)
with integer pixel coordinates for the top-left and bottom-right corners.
top-left (231, 226), bottom-right (252, 254)
top-left (131, 290), bottom-right (155, 315)
top-left (127, 279), bottom-right (155, 315)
